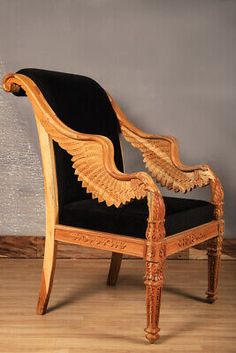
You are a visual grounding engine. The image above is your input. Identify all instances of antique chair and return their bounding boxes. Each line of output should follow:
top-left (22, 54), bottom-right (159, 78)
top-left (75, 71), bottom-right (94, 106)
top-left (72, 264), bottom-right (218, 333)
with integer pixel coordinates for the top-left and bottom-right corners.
top-left (2, 69), bottom-right (224, 344)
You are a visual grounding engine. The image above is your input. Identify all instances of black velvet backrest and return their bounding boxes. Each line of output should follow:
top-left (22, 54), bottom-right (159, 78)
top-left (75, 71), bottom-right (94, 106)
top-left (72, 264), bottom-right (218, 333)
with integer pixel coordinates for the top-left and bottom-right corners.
top-left (15, 68), bottom-right (124, 213)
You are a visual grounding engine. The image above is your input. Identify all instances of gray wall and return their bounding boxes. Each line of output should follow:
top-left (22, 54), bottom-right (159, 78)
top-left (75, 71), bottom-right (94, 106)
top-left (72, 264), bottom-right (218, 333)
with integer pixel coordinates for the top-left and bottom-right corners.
top-left (0, 0), bottom-right (235, 237)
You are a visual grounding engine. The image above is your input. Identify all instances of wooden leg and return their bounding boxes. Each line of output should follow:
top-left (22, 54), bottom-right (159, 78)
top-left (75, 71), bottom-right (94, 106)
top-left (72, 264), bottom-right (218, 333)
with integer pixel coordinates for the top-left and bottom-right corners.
top-left (107, 252), bottom-right (123, 286)
top-left (144, 261), bottom-right (164, 344)
top-left (206, 234), bottom-right (223, 303)
top-left (36, 233), bottom-right (57, 315)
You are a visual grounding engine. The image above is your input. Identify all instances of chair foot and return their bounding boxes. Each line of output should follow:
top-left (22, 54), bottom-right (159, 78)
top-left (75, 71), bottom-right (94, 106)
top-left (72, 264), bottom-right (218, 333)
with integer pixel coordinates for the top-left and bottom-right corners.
top-left (107, 252), bottom-right (123, 286)
top-left (37, 306), bottom-right (47, 315)
top-left (36, 272), bottom-right (50, 315)
top-left (206, 292), bottom-right (217, 303)
top-left (36, 238), bottom-right (57, 315)
top-left (145, 328), bottom-right (160, 343)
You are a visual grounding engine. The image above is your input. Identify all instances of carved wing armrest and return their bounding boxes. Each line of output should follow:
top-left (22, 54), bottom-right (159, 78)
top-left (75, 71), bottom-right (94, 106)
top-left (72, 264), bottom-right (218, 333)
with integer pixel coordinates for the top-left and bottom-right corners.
top-left (3, 73), bottom-right (159, 208)
top-left (109, 95), bottom-right (221, 192)
top-left (109, 95), bottom-right (224, 220)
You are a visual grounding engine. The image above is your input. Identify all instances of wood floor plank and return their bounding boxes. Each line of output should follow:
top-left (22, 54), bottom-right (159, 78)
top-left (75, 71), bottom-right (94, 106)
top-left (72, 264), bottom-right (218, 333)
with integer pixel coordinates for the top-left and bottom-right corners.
top-left (0, 259), bottom-right (235, 352)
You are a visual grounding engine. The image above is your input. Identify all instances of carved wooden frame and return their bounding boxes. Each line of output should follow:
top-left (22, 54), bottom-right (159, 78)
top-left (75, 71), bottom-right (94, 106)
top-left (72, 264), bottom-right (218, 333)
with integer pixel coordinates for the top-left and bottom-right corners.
top-left (3, 73), bottom-right (224, 344)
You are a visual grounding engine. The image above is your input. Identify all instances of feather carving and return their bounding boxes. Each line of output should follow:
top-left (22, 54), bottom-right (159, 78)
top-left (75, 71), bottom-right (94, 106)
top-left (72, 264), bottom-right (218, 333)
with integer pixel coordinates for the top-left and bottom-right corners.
top-left (108, 94), bottom-right (215, 193)
top-left (42, 118), bottom-right (151, 207)
top-left (2, 73), bottom-right (159, 208)
top-left (120, 125), bottom-right (212, 192)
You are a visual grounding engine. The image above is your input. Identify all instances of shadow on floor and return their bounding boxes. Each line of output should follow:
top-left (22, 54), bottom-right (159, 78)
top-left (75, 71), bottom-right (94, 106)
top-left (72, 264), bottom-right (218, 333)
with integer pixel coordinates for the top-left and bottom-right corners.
top-left (48, 274), bottom-right (209, 314)
top-left (164, 285), bottom-right (209, 303)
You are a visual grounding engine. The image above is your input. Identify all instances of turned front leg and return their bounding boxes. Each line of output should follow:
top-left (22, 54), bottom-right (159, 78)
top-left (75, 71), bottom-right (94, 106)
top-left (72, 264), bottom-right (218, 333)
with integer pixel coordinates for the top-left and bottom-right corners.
top-left (207, 177), bottom-right (224, 303)
top-left (206, 227), bottom-right (223, 303)
top-left (144, 191), bottom-right (166, 343)
top-left (144, 260), bottom-right (164, 344)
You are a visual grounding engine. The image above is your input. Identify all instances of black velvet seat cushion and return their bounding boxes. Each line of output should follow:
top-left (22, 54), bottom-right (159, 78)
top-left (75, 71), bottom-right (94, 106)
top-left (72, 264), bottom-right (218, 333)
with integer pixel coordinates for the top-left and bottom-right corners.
top-left (61, 197), bottom-right (215, 238)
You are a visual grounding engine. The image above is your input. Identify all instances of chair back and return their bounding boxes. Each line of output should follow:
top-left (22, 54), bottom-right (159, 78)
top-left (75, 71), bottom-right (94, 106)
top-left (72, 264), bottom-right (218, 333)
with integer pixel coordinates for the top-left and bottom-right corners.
top-left (15, 68), bottom-right (124, 212)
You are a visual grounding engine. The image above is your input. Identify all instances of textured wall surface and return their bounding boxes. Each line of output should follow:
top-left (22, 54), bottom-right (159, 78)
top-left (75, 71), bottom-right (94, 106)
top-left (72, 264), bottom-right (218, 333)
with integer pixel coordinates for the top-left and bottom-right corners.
top-left (0, 64), bottom-right (45, 235)
top-left (0, 0), bottom-right (235, 237)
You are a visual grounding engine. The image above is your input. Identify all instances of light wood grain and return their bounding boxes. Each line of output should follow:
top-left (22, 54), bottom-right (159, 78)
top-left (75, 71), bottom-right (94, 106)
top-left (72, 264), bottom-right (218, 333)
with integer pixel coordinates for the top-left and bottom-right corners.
top-left (0, 259), bottom-right (235, 353)
top-left (34, 109), bottom-right (59, 315)
top-left (2, 72), bottom-right (225, 343)
top-left (55, 224), bottom-right (145, 257)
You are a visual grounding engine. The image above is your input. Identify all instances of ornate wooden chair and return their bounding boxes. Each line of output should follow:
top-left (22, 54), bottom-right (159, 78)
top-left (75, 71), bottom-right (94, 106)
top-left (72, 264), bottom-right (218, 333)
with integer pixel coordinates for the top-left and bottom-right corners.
top-left (3, 69), bottom-right (224, 344)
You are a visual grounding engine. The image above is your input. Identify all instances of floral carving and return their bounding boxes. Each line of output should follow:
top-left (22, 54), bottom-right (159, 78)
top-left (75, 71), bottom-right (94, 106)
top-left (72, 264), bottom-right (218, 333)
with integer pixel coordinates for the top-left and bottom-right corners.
top-left (177, 222), bottom-right (218, 249)
top-left (70, 232), bottom-right (127, 250)
top-left (145, 191), bottom-right (166, 261)
top-left (144, 261), bottom-right (164, 286)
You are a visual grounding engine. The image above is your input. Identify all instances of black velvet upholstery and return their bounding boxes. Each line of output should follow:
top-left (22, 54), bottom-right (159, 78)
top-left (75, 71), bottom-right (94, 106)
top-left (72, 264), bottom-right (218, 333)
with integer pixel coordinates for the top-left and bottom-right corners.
top-left (15, 68), bottom-right (215, 238)
top-left (15, 68), bottom-right (124, 214)
top-left (61, 197), bottom-right (214, 238)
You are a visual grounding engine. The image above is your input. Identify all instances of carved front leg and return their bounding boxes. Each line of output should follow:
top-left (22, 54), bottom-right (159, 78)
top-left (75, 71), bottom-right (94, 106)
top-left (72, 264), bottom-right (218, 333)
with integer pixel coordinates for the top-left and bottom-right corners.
top-left (207, 177), bottom-right (224, 303)
top-left (206, 221), bottom-right (224, 303)
top-left (144, 191), bottom-right (166, 343)
top-left (144, 260), bottom-right (164, 343)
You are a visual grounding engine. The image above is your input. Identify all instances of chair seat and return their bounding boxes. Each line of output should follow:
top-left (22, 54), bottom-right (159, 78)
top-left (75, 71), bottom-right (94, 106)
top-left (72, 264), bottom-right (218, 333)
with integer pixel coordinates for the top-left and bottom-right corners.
top-left (60, 197), bottom-right (215, 238)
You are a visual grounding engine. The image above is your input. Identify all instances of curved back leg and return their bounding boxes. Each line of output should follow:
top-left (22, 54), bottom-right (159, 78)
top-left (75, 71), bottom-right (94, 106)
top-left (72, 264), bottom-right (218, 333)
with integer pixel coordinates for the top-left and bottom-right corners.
top-left (34, 115), bottom-right (59, 314)
top-left (107, 252), bottom-right (123, 286)
top-left (37, 229), bottom-right (57, 314)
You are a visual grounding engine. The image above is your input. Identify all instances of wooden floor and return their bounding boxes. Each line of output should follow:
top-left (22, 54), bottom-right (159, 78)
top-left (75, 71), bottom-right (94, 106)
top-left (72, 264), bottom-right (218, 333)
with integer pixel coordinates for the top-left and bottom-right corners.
top-left (0, 259), bottom-right (235, 353)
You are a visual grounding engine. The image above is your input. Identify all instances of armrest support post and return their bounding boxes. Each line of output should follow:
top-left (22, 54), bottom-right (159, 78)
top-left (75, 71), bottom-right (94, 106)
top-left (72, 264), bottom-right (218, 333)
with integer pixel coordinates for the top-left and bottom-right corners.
top-left (210, 175), bottom-right (224, 221)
